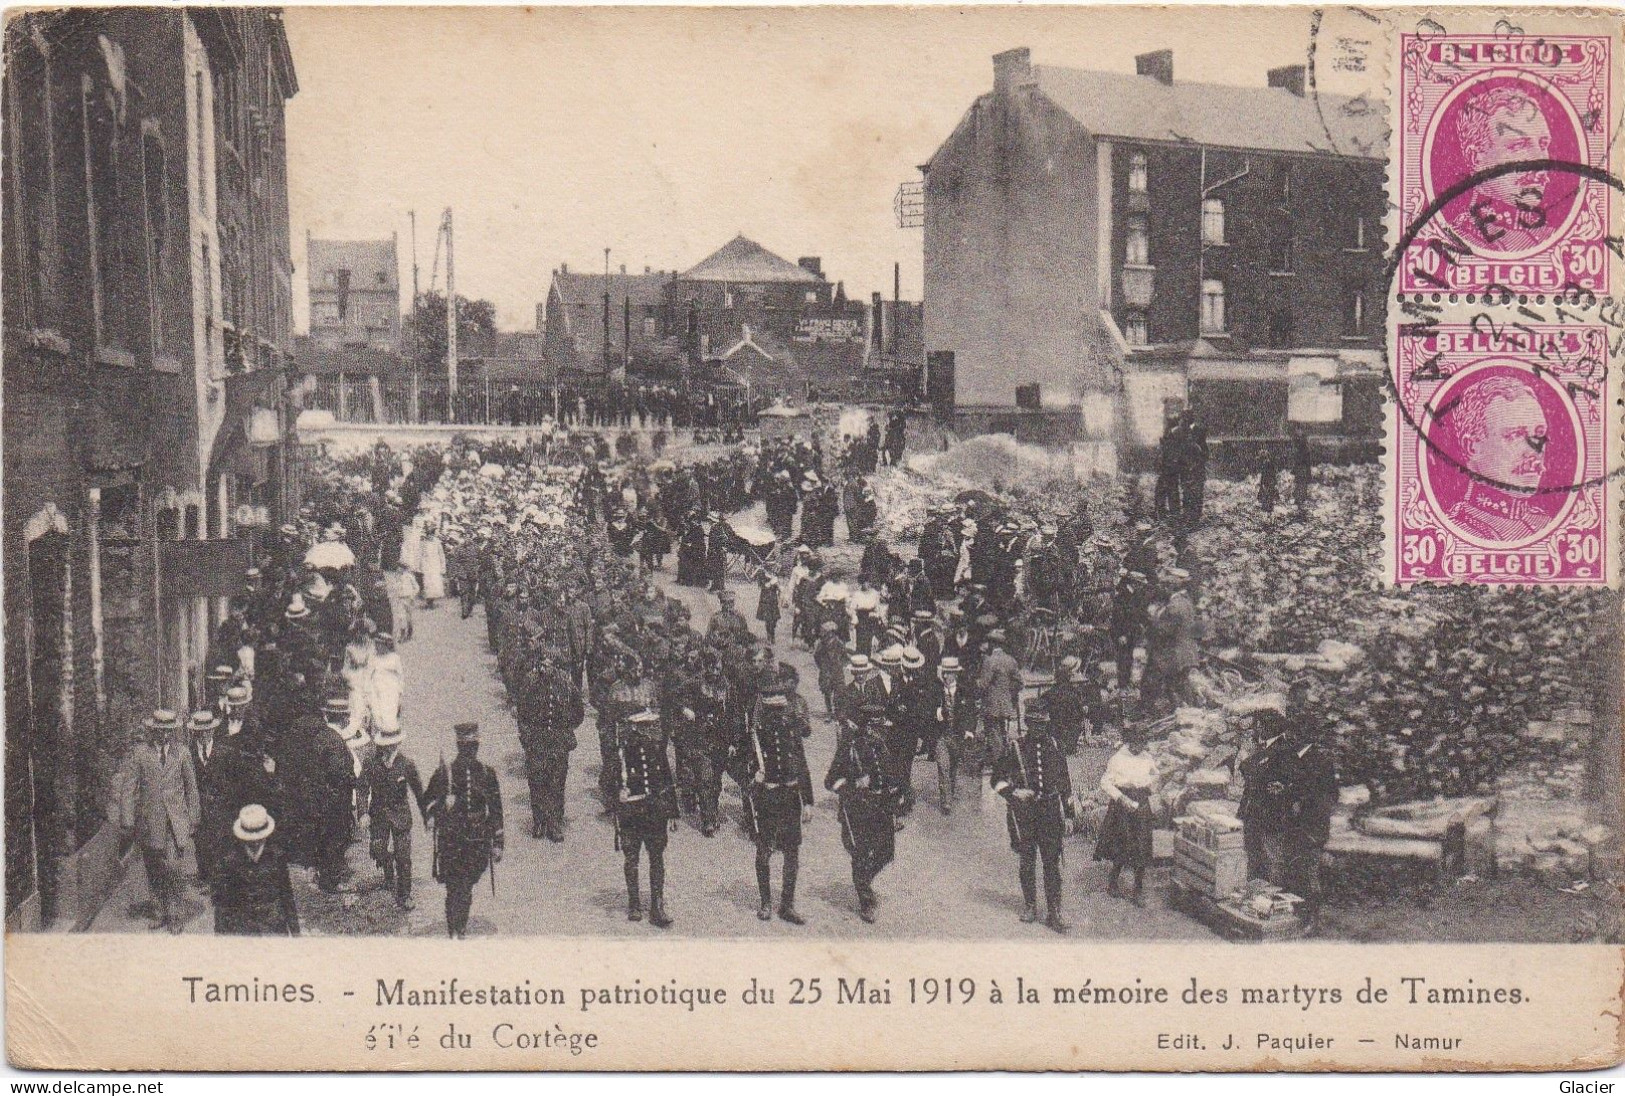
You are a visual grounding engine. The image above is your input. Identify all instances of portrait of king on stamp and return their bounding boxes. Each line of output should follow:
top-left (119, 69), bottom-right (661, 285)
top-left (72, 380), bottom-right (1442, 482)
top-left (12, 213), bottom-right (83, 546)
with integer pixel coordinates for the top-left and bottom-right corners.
top-left (1394, 326), bottom-right (1610, 585)
top-left (1399, 34), bottom-right (1613, 292)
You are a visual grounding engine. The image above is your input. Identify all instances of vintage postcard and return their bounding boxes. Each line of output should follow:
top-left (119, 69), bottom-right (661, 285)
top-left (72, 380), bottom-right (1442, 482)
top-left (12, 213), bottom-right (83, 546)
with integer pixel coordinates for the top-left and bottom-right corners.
top-left (4, 2), bottom-right (1624, 1074)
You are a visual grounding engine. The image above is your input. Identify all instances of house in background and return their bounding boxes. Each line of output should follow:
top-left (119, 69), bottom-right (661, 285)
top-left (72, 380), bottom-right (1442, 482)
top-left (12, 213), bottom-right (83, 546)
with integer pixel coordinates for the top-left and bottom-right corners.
top-left (541, 264), bottom-right (671, 381)
top-left (921, 46), bottom-right (1386, 453)
top-left (306, 234), bottom-right (400, 351)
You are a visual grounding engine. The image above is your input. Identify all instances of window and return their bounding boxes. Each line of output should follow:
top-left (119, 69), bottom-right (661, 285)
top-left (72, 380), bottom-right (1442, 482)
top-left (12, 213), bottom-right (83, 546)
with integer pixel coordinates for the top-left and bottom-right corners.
top-left (6, 35), bottom-right (59, 330)
top-left (642, 316), bottom-right (656, 338)
top-left (804, 291), bottom-right (817, 304)
top-left (1200, 279), bottom-right (1226, 333)
top-left (1125, 215), bottom-right (1149, 265)
top-left (1268, 310), bottom-right (1295, 348)
top-left (82, 68), bottom-right (130, 352)
top-left (1351, 214), bottom-right (1369, 251)
top-left (140, 128), bottom-right (166, 353)
top-left (1201, 198), bottom-right (1225, 245)
top-left (1128, 151), bottom-right (1148, 193)
top-left (1346, 287), bottom-right (1367, 336)
top-left (1273, 162), bottom-right (1292, 203)
top-left (1124, 311), bottom-right (1148, 346)
top-left (1270, 227), bottom-right (1295, 273)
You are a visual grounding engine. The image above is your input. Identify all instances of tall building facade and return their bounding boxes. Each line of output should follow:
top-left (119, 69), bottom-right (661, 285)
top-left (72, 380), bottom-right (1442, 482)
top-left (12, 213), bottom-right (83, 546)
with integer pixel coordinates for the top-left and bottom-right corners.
top-left (2, 8), bottom-right (297, 928)
top-left (922, 47), bottom-right (1386, 448)
top-left (306, 235), bottom-right (400, 350)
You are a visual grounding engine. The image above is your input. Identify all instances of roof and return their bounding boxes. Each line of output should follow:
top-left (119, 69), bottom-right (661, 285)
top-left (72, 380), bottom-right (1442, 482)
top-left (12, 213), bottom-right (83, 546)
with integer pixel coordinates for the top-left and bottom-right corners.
top-left (1032, 64), bottom-right (1385, 159)
top-left (680, 235), bottom-right (821, 285)
top-left (308, 238), bottom-right (399, 291)
top-left (550, 271), bottom-right (668, 310)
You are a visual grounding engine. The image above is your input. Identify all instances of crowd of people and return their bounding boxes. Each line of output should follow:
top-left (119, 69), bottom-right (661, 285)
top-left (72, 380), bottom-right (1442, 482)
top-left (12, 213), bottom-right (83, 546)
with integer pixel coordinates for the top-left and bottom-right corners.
top-left (118, 408), bottom-right (1343, 939)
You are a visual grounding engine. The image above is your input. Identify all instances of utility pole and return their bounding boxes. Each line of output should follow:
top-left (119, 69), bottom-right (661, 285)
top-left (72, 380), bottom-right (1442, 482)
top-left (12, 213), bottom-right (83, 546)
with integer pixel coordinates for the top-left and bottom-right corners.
top-left (409, 210), bottom-right (421, 422)
top-left (444, 207), bottom-right (457, 398)
top-left (602, 247), bottom-right (611, 373)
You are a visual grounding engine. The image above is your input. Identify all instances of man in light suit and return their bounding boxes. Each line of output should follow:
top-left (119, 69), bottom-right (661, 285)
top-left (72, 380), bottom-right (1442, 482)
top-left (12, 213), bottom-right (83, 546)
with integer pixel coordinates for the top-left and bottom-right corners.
top-left (119, 709), bottom-right (201, 932)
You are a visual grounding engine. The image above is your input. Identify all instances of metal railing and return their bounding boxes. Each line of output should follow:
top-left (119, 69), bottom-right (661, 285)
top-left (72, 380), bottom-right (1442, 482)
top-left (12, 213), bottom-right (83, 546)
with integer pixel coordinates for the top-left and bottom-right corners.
top-left (303, 375), bottom-right (706, 428)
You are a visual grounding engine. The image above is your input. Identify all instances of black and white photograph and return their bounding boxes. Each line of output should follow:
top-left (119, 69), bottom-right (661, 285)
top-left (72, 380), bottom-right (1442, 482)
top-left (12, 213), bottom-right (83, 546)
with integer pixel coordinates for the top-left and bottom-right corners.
top-left (3, 2), bottom-right (1623, 1075)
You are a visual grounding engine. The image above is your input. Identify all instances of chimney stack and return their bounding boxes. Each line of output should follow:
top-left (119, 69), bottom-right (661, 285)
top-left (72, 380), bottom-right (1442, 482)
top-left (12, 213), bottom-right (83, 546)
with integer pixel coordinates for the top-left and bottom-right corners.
top-left (619, 263), bottom-right (626, 275)
top-left (797, 256), bottom-right (824, 277)
top-left (560, 262), bottom-right (568, 274)
top-left (1268, 64), bottom-right (1307, 97)
top-left (644, 265), bottom-right (651, 274)
top-left (1135, 49), bottom-right (1174, 86)
top-left (993, 47), bottom-right (1032, 94)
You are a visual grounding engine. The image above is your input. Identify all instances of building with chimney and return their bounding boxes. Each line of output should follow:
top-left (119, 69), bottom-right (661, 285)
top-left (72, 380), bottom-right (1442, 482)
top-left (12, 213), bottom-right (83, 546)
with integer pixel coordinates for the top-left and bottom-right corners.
top-left (306, 235), bottom-right (400, 351)
top-left (542, 263), bottom-right (672, 380)
top-left (3, 8), bottom-right (298, 928)
top-left (921, 47), bottom-right (1386, 451)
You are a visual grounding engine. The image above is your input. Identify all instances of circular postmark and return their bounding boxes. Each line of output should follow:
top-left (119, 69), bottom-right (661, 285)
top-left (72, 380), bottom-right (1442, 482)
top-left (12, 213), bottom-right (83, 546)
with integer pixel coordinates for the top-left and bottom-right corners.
top-left (1386, 155), bottom-right (1624, 501)
top-left (1418, 357), bottom-right (1584, 549)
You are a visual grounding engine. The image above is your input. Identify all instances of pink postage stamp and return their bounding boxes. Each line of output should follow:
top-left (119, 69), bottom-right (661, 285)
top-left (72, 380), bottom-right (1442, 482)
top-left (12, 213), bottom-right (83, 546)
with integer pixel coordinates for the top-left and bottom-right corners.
top-left (1391, 323), bottom-right (1611, 584)
top-left (1397, 33), bottom-right (1613, 293)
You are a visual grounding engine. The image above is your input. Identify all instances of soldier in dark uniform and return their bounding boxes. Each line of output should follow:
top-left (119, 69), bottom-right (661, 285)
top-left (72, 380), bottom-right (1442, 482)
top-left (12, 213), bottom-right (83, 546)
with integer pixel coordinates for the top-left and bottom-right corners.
top-left (213, 805), bottom-right (300, 936)
top-left (517, 651), bottom-right (583, 842)
top-left (359, 722), bottom-right (427, 909)
top-left (742, 684), bottom-right (814, 925)
top-left (991, 706), bottom-right (1074, 931)
top-left (423, 723), bottom-right (505, 938)
top-left (1239, 696), bottom-right (1338, 928)
top-left (825, 703), bottom-right (901, 923)
top-left (613, 709), bottom-right (680, 927)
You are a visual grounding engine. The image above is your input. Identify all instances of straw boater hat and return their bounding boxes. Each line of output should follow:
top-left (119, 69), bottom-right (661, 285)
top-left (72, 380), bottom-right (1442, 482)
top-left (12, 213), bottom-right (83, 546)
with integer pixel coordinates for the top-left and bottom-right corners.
top-left (373, 723), bottom-right (404, 748)
top-left (820, 620), bottom-right (838, 634)
top-left (188, 710), bottom-right (221, 734)
top-left (224, 684), bottom-right (252, 708)
top-left (938, 656), bottom-right (962, 674)
top-left (143, 709), bottom-right (181, 733)
top-left (233, 804), bottom-right (275, 843)
top-left (284, 593), bottom-right (310, 620)
top-left (901, 646), bottom-right (925, 670)
top-left (321, 696), bottom-right (351, 721)
top-left (207, 664), bottom-right (235, 684)
top-left (848, 653), bottom-right (872, 671)
top-left (876, 645), bottom-right (905, 667)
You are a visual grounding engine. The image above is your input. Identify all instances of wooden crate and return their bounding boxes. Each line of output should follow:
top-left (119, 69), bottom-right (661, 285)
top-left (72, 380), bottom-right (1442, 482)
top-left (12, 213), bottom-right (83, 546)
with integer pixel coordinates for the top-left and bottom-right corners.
top-left (1169, 881), bottom-right (1307, 942)
top-left (1173, 839), bottom-right (1249, 897)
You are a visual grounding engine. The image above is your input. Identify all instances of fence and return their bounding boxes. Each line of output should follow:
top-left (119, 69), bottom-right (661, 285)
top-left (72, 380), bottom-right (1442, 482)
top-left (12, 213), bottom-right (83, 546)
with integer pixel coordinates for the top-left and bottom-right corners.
top-left (303, 375), bottom-right (706, 429)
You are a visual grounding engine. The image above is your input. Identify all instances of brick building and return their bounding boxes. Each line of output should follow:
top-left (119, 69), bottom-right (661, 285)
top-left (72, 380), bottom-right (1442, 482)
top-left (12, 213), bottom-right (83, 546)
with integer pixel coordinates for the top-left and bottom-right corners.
top-left (922, 47), bottom-right (1386, 450)
top-left (2, 9), bottom-right (298, 928)
top-left (306, 234), bottom-right (400, 351)
top-left (541, 264), bottom-right (671, 380)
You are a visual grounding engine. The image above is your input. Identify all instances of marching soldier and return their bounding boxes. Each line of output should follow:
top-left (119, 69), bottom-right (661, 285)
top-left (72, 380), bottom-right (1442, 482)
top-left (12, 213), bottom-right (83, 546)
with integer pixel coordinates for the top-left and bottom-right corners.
top-left (213, 805), bottom-right (300, 936)
top-left (359, 722), bottom-right (427, 909)
top-left (613, 709), bottom-right (680, 927)
top-left (423, 723), bottom-right (505, 938)
top-left (991, 706), bottom-right (1074, 932)
top-left (516, 651), bottom-right (583, 842)
top-left (742, 683), bottom-right (813, 925)
top-left (824, 703), bottom-right (901, 923)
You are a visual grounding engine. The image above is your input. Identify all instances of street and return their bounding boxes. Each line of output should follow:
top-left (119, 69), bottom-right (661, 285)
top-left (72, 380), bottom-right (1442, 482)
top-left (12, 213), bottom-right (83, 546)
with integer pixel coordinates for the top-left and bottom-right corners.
top-left (94, 557), bottom-right (1212, 941)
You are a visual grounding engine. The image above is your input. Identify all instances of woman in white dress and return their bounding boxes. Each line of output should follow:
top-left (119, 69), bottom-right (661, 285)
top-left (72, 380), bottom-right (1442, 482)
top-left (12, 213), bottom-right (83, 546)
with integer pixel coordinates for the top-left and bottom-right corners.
top-left (369, 633), bottom-right (404, 737)
top-left (400, 513), bottom-right (424, 582)
top-left (1093, 724), bottom-right (1160, 906)
top-left (388, 564), bottom-right (419, 642)
top-left (419, 525), bottom-right (447, 608)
